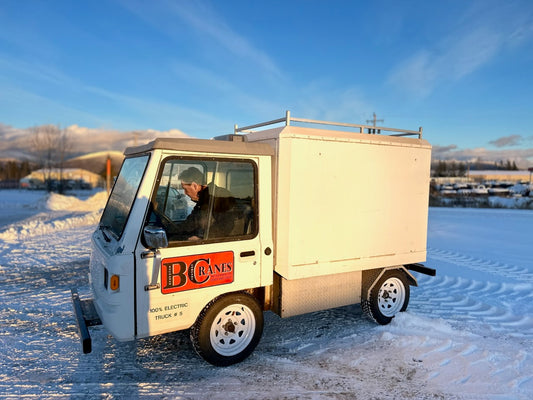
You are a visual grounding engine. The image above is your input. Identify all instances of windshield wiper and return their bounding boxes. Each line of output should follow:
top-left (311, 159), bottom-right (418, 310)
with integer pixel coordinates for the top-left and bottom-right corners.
top-left (99, 225), bottom-right (112, 242)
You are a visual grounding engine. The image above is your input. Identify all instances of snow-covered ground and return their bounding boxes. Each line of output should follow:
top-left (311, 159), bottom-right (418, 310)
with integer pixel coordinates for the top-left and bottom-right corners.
top-left (0, 189), bottom-right (531, 399)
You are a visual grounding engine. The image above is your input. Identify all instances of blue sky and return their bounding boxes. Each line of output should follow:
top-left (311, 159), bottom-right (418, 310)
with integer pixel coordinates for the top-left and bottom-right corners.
top-left (1, 0), bottom-right (533, 166)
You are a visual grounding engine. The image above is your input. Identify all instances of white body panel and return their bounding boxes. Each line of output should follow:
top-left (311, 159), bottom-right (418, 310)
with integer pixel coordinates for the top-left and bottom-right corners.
top-left (90, 178), bottom-right (152, 341)
top-left (246, 126), bottom-right (431, 280)
top-left (90, 236), bottom-right (136, 341)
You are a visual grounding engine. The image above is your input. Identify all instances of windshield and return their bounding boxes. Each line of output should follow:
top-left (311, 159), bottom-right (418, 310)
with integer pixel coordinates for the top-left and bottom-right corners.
top-left (100, 155), bottom-right (149, 239)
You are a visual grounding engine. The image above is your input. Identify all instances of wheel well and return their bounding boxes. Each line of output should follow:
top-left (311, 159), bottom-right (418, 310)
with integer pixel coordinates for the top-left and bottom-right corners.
top-left (244, 287), bottom-right (268, 310)
top-left (200, 287), bottom-right (267, 314)
top-left (362, 266), bottom-right (417, 302)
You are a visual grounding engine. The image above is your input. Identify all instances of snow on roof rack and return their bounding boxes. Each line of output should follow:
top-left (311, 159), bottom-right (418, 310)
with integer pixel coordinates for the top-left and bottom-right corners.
top-left (234, 110), bottom-right (423, 139)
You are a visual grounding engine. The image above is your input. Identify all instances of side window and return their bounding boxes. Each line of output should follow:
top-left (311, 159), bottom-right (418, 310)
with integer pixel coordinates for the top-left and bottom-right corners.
top-left (148, 159), bottom-right (257, 245)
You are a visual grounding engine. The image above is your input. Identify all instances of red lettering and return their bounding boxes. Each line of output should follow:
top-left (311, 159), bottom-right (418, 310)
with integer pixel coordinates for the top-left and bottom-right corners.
top-left (162, 261), bottom-right (187, 291)
top-left (189, 258), bottom-right (210, 285)
top-left (161, 251), bottom-right (234, 294)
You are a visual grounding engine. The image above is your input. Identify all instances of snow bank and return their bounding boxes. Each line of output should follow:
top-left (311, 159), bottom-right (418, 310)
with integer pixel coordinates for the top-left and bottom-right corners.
top-left (0, 191), bottom-right (106, 242)
top-left (44, 191), bottom-right (107, 212)
top-left (0, 189), bottom-right (45, 208)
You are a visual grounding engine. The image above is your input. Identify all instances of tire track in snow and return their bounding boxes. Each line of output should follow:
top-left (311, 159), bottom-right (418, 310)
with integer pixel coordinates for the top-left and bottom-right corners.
top-left (408, 249), bottom-right (533, 339)
top-left (428, 246), bottom-right (533, 283)
top-left (418, 336), bottom-right (533, 394)
top-left (381, 313), bottom-right (533, 397)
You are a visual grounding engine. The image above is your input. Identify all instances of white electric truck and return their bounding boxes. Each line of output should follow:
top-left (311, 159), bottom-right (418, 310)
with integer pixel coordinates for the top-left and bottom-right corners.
top-left (72, 112), bottom-right (435, 366)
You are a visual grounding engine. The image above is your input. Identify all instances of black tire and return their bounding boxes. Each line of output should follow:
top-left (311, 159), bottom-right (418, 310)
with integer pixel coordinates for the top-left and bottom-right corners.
top-left (362, 269), bottom-right (410, 325)
top-left (190, 292), bottom-right (264, 366)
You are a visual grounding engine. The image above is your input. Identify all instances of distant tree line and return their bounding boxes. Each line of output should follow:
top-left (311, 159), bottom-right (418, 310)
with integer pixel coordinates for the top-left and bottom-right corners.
top-left (432, 161), bottom-right (468, 177)
top-left (494, 160), bottom-right (519, 171)
top-left (432, 159), bottom-right (520, 177)
top-left (0, 160), bottom-right (34, 181)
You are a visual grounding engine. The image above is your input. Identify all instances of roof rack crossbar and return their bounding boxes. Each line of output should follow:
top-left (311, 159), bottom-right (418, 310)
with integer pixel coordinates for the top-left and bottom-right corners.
top-left (234, 111), bottom-right (422, 139)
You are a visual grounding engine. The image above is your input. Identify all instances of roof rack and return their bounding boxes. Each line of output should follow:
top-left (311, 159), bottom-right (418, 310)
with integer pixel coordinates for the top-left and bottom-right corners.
top-left (234, 110), bottom-right (423, 139)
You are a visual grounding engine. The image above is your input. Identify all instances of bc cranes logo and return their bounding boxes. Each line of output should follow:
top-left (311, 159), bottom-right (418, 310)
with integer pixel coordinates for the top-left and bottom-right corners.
top-left (161, 251), bottom-right (234, 294)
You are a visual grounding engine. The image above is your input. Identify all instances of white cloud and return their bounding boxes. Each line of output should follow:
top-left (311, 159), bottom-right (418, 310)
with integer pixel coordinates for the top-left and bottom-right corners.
top-left (387, 1), bottom-right (533, 98)
top-left (292, 82), bottom-right (373, 123)
top-left (119, 0), bottom-right (283, 81)
top-left (433, 143), bottom-right (533, 168)
top-left (387, 51), bottom-right (437, 98)
top-left (442, 27), bottom-right (502, 80)
top-left (169, 61), bottom-right (281, 117)
top-left (65, 125), bottom-right (190, 153)
top-left (489, 135), bottom-right (523, 148)
top-left (0, 124), bottom-right (192, 160)
top-left (168, 1), bottom-right (282, 79)
top-left (0, 123), bottom-right (26, 142)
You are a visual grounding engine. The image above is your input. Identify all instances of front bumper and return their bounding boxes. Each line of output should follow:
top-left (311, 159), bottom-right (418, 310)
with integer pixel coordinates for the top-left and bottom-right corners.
top-left (71, 288), bottom-right (102, 354)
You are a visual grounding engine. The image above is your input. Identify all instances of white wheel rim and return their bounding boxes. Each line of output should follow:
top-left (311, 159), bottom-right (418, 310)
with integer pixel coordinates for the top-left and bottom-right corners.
top-left (377, 277), bottom-right (406, 317)
top-left (210, 304), bottom-right (256, 356)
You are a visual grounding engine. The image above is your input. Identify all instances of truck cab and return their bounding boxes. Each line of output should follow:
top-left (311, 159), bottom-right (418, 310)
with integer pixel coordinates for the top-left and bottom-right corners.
top-left (77, 138), bottom-right (273, 363)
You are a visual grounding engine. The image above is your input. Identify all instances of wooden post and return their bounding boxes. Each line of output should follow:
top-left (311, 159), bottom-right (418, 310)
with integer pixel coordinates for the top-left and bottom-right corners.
top-left (106, 155), bottom-right (112, 194)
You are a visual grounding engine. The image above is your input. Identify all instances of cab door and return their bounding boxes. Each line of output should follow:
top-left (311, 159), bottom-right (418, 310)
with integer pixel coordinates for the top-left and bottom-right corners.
top-left (134, 155), bottom-right (273, 338)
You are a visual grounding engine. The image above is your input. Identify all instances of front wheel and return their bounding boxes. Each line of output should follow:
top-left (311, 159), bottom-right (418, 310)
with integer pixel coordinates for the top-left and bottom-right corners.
top-left (190, 292), bottom-right (264, 366)
top-left (362, 270), bottom-right (410, 325)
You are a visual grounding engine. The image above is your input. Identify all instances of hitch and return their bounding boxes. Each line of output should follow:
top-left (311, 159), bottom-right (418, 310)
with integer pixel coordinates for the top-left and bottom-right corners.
top-left (405, 263), bottom-right (436, 276)
top-left (71, 288), bottom-right (102, 354)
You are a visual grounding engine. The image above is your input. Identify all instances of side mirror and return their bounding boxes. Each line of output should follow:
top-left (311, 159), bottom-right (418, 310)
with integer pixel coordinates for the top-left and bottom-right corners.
top-left (143, 225), bottom-right (169, 249)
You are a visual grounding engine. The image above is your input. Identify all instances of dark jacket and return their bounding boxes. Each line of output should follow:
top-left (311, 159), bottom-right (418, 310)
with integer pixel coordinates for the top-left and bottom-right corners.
top-left (177, 184), bottom-right (236, 239)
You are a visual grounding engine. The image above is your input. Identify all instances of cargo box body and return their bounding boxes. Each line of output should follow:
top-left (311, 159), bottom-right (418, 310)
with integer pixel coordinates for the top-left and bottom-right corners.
top-left (246, 125), bottom-right (432, 281)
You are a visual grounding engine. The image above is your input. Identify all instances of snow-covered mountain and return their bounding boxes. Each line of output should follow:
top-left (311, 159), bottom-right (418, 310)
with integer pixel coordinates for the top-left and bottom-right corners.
top-left (63, 151), bottom-right (125, 175)
top-left (0, 123), bottom-right (190, 162)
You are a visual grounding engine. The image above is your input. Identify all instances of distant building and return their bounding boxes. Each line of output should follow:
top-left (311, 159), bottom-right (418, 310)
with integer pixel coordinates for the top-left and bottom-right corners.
top-left (432, 170), bottom-right (531, 184)
top-left (467, 170), bottom-right (532, 183)
top-left (20, 168), bottom-right (103, 189)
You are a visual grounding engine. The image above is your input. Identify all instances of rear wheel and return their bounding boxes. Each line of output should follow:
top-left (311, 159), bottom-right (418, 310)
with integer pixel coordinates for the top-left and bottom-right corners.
top-left (190, 292), bottom-right (263, 366)
top-left (362, 270), bottom-right (410, 325)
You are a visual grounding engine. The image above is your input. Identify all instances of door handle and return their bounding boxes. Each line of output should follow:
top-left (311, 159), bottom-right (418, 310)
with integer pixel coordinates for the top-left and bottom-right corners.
top-left (141, 250), bottom-right (157, 259)
top-left (142, 250), bottom-right (161, 291)
top-left (144, 283), bottom-right (161, 291)
top-left (240, 250), bottom-right (255, 258)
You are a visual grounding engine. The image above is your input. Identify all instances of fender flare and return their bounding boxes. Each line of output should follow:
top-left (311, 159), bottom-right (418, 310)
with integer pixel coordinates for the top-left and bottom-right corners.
top-left (362, 266), bottom-right (417, 302)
